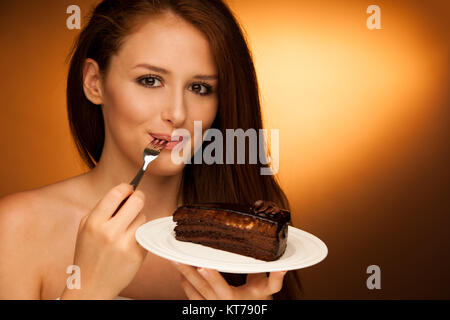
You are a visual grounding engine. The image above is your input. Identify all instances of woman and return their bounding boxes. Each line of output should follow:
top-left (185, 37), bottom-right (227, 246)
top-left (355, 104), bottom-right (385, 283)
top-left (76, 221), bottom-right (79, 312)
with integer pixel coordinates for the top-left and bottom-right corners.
top-left (0, 0), bottom-right (302, 299)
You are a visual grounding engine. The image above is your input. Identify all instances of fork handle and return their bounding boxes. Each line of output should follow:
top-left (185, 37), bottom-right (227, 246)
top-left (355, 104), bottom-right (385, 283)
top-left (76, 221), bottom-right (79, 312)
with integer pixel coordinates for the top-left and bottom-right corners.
top-left (130, 168), bottom-right (145, 190)
top-left (111, 168), bottom-right (145, 217)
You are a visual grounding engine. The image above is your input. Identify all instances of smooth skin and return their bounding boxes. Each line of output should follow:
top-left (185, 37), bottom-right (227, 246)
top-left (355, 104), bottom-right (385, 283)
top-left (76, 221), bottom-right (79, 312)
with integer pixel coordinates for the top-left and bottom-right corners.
top-left (0, 11), bottom-right (286, 300)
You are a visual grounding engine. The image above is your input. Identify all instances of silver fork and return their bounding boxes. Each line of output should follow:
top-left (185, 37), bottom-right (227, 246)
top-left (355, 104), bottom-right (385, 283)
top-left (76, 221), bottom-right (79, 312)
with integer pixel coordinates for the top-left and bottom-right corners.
top-left (112, 138), bottom-right (168, 217)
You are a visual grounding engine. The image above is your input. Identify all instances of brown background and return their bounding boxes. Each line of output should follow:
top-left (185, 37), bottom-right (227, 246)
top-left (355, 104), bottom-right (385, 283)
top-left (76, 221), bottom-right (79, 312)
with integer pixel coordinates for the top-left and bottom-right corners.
top-left (1, 0), bottom-right (449, 299)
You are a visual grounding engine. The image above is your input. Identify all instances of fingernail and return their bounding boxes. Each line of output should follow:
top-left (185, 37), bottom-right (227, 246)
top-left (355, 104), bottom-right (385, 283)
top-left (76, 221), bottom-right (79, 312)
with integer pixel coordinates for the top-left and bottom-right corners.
top-left (198, 268), bottom-right (208, 276)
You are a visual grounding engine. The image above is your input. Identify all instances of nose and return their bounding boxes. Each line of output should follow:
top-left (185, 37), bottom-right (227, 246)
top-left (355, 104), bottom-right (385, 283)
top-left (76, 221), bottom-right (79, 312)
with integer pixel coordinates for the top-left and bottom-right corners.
top-left (161, 86), bottom-right (187, 127)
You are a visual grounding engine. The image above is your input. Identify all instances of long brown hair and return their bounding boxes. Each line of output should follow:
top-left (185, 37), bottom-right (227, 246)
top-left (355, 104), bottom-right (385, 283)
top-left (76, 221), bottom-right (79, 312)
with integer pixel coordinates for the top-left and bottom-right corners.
top-left (66, 0), bottom-right (303, 300)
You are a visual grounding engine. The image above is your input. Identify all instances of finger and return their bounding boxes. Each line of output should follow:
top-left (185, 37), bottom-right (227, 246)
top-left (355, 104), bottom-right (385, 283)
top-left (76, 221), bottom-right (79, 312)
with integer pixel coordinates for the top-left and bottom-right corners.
top-left (246, 272), bottom-right (268, 287)
top-left (244, 273), bottom-right (270, 297)
top-left (125, 211), bottom-right (147, 256)
top-left (126, 210), bottom-right (147, 236)
top-left (173, 263), bottom-right (217, 299)
top-left (266, 271), bottom-right (287, 295)
top-left (110, 190), bottom-right (145, 232)
top-left (91, 183), bottom-right (134, 222)
top-left (197, 268), bottom-right (234, 299)
top-left (180, 274), bottom-right (205, 300)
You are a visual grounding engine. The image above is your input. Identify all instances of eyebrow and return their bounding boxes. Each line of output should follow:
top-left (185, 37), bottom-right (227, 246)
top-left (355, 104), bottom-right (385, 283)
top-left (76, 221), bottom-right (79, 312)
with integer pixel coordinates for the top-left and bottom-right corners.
top-left (133, 63), bottom-right (218, 80)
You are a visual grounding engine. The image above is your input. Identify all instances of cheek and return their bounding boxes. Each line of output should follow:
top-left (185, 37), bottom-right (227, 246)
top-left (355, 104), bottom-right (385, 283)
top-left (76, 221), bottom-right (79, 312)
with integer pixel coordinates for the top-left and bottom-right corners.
top-left (103, 83), bottom-right (158, 133)
top-left (185, 98), bottom-right (218, 155)
top-left (189, 97), bottom-right (218, 129)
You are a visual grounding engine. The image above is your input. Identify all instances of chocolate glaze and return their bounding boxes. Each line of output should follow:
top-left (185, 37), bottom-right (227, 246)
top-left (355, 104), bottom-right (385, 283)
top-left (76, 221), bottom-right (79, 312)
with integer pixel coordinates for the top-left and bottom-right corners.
top-left (178, 201), bottom-right (290, 232)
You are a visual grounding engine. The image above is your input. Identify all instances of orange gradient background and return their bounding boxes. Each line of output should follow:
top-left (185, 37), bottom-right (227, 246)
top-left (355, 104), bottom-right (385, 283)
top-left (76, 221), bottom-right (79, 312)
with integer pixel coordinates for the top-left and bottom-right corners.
top-left (1, 0), bottom-right (449, 298)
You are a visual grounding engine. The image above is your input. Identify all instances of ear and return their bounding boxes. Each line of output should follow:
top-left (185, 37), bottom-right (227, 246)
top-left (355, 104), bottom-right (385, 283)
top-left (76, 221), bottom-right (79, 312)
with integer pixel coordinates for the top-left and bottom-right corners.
top-left (82, 58), bottom-right (104, 105)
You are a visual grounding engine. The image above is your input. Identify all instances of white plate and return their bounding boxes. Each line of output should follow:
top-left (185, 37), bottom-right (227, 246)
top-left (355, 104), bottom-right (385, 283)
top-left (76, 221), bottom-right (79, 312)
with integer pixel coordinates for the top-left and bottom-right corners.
top-left (135, 217), bottom-right (328, 274)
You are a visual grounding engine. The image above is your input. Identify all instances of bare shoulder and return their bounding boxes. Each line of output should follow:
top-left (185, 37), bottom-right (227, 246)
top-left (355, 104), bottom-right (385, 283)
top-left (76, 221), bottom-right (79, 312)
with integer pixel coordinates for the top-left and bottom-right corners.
top-left (0, 190), bottom-right (40, 238)
top-left (0, 175), bottom-right (88, 233)
top-left (0, 188), bottom-right (57, 245)
top-left (0, 175), bottom-right (89, 299)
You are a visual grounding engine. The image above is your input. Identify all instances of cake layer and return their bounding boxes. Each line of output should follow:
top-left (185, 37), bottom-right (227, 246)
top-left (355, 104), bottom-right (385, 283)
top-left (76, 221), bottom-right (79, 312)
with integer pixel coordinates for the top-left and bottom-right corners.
top-left (174, 222), bottom-right (280, 239)
top-left (174, 219), bottom-right (280, 237)
top-left (175, 235), bottom-right (283, 261)
top-left (174, 224), bottom-right (282, 253)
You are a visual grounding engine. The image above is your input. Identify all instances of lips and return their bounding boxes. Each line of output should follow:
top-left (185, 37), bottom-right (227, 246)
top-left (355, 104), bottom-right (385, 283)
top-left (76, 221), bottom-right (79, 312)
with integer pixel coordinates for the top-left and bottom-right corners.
top-left (149, 133), bottom-right (184, 151)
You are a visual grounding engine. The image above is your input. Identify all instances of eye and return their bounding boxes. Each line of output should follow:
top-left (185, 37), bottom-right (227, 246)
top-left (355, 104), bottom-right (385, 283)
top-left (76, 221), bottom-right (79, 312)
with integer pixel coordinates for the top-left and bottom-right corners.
top-left (190, 83), bottom-right (213, 96)
top-left (137, 75), bottom-right (163, 88)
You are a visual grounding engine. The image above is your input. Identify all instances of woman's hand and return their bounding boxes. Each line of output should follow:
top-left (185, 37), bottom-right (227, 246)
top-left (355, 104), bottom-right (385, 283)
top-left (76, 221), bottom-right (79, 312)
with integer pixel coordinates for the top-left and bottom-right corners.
top-left (60, 183), bottom-right (147, 300)
top-left (173, 263), bottom-right (287, 300)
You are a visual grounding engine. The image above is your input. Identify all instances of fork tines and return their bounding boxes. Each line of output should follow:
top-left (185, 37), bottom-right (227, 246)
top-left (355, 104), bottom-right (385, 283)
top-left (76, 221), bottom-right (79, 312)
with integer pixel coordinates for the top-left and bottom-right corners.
top-left (147, 138), bottom-right (168, 153)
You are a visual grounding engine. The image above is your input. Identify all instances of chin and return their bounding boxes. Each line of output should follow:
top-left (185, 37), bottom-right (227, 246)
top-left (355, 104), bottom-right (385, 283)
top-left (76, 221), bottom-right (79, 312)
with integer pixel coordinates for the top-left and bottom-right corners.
top-left (145, 152), bottom-right (186, 176)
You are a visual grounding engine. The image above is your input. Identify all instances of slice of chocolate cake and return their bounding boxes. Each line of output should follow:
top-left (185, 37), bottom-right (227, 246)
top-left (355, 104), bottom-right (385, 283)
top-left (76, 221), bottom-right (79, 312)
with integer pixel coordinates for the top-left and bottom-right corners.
top-left (172, 200), bottom-right (290, 261)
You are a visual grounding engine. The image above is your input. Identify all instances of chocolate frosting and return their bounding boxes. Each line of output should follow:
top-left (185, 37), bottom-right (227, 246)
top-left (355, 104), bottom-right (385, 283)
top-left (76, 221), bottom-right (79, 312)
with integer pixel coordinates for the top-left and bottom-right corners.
top-left (251, 200), bottom-right (281, 215)
top-left (178, 201), bottom-right (290, 229)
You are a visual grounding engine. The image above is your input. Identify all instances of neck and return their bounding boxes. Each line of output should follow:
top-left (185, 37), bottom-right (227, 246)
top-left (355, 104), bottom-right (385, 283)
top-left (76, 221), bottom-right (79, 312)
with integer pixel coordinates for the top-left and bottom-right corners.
top-left (83, 145), bottom-right (183, 221)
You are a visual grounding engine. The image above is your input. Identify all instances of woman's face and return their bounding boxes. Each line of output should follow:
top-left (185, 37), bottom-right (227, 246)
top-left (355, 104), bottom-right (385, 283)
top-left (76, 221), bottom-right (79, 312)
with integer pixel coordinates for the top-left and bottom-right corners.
top-left (92, 12), bottom-right (218, 175)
